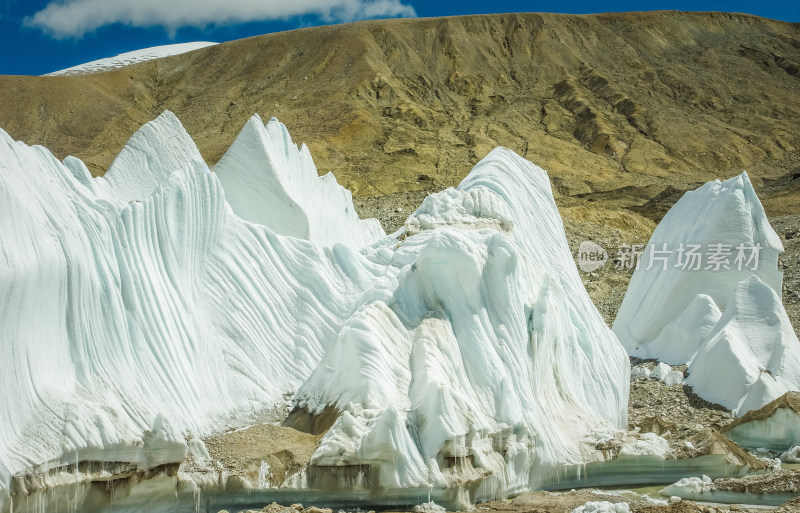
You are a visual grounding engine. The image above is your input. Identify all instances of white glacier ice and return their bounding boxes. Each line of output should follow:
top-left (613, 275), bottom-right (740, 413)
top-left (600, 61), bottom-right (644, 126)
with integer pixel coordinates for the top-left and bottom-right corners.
top-left (632, 294), bottom-right (721, 365)
top-left (613, 172), bottom-right (784, 363)
top-left (660, 475), bottom-right (713, 497)
top-left (214, 114), bottom-right (385, 247)
top-left (650, 362), bottom-right (672, 381)
top-left (662, 371), bottom-right (684, 387)
top-left (571, 501), bottom-right (631, 513)
top-left (0, 112), bottom-right (629, 512)
top-left (781, 446), bottom-right (800, 463)
top-left (290, 150), bottom-right (632, 504)
top-left (412, 501), bottom-right (447, 513)
top-left (632, 363), bottom-right (683, 386)
top-left (612, 172), bottom-right (800, 415)
top-left (97, 108), bottom-right (212, 201)
top-left (686, 277), bottom-right (800, 416)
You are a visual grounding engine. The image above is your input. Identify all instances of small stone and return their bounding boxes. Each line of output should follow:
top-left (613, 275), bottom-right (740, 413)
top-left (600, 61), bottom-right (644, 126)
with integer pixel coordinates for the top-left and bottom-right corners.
top-left (669, 496), bottom-right (682, 503)
top-left (261, 504), bottom-right (288, 513)
top-left (304, 508), bottom-right (332, 513)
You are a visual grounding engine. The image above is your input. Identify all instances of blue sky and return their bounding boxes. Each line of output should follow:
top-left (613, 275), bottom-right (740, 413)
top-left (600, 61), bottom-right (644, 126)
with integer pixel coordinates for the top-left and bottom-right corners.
top-left (1, 0), bottom-right (798, 76)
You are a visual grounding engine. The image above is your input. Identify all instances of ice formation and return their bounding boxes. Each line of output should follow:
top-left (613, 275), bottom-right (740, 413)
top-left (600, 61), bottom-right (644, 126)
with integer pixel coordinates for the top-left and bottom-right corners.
top-left (613, 173), bottom-right (800, 415)
top-left (0, 111), bottom-right (629, 512)
top-left (571, 501), bottom-right (631, 513)
top-left (722, 392), bottom-right (800, 451)
top-left (660, 475), bottom-right (798, 507)
top-left (412, 502), bottom-right (447, 513)
top-left (631, 363), bottom-right (683, 386)
top-left (660, 475), bottom-right (713, 498)
top-left (214, 114), bottom-right (385, 247)
top-left (649, 363), bottom-right (684, 386)
top-left (686, 278), bottom-right (800, 415)
top-left (781, 446), bottom-right (800, 463)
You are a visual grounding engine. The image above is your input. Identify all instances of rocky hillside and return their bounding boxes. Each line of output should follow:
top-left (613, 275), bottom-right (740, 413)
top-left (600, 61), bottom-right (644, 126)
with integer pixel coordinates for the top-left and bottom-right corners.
top-left (1, 11), bottom-right (798, 328)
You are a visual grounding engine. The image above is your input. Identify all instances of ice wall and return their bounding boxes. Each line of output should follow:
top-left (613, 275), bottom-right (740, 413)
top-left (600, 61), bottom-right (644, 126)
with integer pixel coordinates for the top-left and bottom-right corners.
top-left (0, 112), bottom-right (628, 511)
top-left (722, 392), bottom-right (800, 451)
top-left (0, 112), bottom-right (383, 510)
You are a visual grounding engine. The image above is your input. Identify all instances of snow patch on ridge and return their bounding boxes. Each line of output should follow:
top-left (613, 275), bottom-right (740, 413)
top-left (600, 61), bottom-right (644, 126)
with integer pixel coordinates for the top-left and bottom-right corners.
top-left (45, 42), bottom-right (218, 76)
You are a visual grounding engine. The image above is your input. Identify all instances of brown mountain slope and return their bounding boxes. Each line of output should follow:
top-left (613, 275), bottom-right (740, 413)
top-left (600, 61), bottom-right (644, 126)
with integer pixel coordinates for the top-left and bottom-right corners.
top-left (1, 11), bottom-right (799, 327)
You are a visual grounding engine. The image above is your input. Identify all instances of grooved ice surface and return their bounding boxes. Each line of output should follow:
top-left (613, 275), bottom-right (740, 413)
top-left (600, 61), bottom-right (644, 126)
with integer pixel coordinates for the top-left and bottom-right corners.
top-left (0, 111), bottom-right (628, 508)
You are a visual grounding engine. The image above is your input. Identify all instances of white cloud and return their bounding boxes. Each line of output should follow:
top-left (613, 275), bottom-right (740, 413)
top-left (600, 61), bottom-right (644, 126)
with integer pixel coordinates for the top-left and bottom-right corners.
top-left (25, 0), bottom-right (416, 38)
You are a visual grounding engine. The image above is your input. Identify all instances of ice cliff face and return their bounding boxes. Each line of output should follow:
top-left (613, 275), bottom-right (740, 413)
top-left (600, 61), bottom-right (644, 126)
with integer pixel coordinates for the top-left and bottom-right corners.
top-left (613, 173), bottom-right (800, 416)
top-left (0, 111), bottom-right (627, 512)
top-left (722, 392), bottom-right (800, 452)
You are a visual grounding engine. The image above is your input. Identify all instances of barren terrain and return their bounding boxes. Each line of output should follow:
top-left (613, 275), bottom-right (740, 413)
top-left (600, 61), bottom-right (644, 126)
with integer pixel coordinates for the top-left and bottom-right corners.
top-left (3, 10), bottom-right (796, 330)
top-left (1, 13), bottom-right (800, 512)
